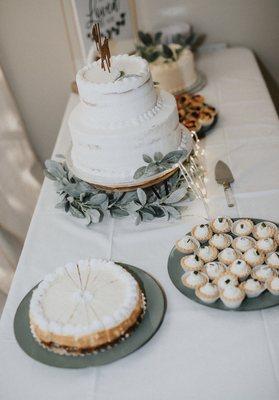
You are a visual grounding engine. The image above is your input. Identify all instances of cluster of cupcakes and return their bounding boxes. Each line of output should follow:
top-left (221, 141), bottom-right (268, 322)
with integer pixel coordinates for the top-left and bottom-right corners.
top-left (175, 93), bottom-right (217, 133)
top-left (176, 217), bottom-right (279, 309)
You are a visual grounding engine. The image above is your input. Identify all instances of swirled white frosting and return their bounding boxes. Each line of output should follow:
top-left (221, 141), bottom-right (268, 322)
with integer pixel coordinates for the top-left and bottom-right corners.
top-left (233, 236), bottom-right (255, 252)
top-left (199, 282), bottom-right (219, 296)
top-left (244, 278), bottom-right (263, 291)
top-left (253, 265), bottom-right (273, 280)
top-left (204, 262), bottom-right (225, 279)
top-left (219, 248), bottom-right (239, 264)
top-left (254, 222), bottom-right (276, 239)
top-left (182, 254), bottom-right (203, 269)
top-left (222, 285), bottom-right (243, 300)
top-left (30, 259), bottom-right (141, 338)
top-left (217, 273), bottom-right (238, 290)
top-left (212, 217), bottom-right (231, 232)
top-left (233, 219), bottom-right (253, 236)
top-left (257, 238), bottom-right (275, 252)
top-left (177, 236), bottom-right (199, 252)
top-left (193, 224), bottom-right (211, 241)
top-left (210, 234), bottom-right (230, 249)
top-left (185, 271), bottom-right (206, 286)
top-left (270, 277), bottom-right (279, 290)
top-left (230, 259), bottom-right (250, 275)
top-left (198, 246), bottom-right (217, 261)
top-left (266, 252), bottom-right (279, 266)
top-left (244, 249), bottom-right (263, 264)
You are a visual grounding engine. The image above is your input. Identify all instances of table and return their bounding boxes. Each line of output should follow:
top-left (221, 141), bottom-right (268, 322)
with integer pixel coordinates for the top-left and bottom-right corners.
top-left (1, 47), bottom-right (279, 400)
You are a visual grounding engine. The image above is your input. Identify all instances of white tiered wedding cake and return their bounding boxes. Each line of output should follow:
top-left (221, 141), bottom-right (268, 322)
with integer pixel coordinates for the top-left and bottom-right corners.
top-left (68, 54), bottom-right (188, 185)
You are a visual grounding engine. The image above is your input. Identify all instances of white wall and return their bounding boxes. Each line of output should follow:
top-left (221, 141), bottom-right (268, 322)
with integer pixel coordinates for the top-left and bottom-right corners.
top-left (0, 0), bottom-right (278, 162)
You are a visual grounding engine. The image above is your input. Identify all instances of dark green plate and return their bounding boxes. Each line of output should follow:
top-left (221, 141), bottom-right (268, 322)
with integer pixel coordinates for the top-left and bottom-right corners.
top-left (14, 263), bottom-right (166, 368)
top-left (168, 218), bottom-right (279, 311)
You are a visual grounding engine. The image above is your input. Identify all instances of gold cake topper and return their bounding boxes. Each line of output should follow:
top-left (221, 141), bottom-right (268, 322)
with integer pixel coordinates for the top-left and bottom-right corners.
top-left (91, 23), bottom-right (111, 73)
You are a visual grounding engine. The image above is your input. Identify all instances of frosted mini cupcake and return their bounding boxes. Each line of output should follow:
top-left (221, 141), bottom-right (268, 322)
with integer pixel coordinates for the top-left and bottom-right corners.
top-left (211, 217), bottom-right (232, 234)
top-left (256, 238), bottom-right (277, 254)
top-left (175, 235), bottom-right (200, 254)
top-left (241, 278), bottom-right (265, 298)
top-left (181, 271), bottom-right (208, 289)
top-left (202, 262), bottom-right (226, 280)
top-left (195, 282), bottom-right (219, 304)
top-left (229, 259), bottom-right (251, 281)
top-left (253, 221), bottom-right (277, 239)
top-left (232, 236), bottom-right (256, 253)
top-left (251, 265), bottom-right (274, 282)
top-left (209, 233), bottom-right (232, 250)
top-left (266, 276), bottom-right (279, 295)
top-left (191, 224), bottom-right (212, 243)
top-left (218, 248), bottom-right (241, 265)
top-left (243, 248), bottom-right (265, 267)
top-left (266, 252), bottom-right (279, 269)
top-left (232, 219), bottom-right (254, 236)
top-left (215, 272), bottom-right (238, 291)
top-left (181, 254), bottom-right (204, 272)
top-left (197, 245), bottom-right (218, 263)
top-left (220, 285), bottom-right (245, 309)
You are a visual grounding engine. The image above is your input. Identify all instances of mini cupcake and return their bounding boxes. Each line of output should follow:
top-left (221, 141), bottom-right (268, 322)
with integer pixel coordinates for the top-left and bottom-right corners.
top-left (191, 94), bottom-right (205, 104)
top-left (243, 248), bottom-right (265, 267)
top-left (202, 262), bottom-right (226, 280)
top-left (199, 111), bottom-right (214, 127)
top-left (241, 278), bottom-right (265, 298)
top-left (220, 285), bottom-right (245, 309)
top-left (232, 219), bottom-right (254, 236)
top-left (266, 252), bottom-right (279, 269)
top-left (215, 272), bottom-right (238, 291)
top-left (197, 245), bottom-right (218, 263)
top-left (195, 282), bottom-right (219, 304)
top-left (211, 217), bottom-right (232, 234)
top-left (175, 235), bottom-right (200, 254)
top-left (266, 276), bottom-right (279, 295)
top-left (181, 271), bottom-right (208, 289)
top-left (181, 254), bottom-right (204, 271)
top-left (229, 259), bottom-right (251, 281)
top-left (218, 248), bottom-right (241, 265)
top-left (203, 105), bottom-right (217, 117)
top-left (209, 233), bottom-right (232, 250)
top-left (256, 238), bottom-right (277, 254)
top-left (184, 118), bottom-right (201, 133)
top-left (253, 221), bottom-right (277, 239)
top-left (191, 224), bottom-right (212, 242)
top-left (232, 236), bottom-right (256, 253)
top-left (251, 265), bottom-right (274, 282)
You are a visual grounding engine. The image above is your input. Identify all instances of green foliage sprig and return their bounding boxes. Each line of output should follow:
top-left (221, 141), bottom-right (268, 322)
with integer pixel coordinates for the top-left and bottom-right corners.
top-left (44, 154), bottom-right (192, 226)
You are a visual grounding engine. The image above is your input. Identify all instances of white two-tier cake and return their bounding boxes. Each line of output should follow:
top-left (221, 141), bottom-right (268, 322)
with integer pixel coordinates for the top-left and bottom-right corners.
top-left (68, 54), bottom-right (190, 185)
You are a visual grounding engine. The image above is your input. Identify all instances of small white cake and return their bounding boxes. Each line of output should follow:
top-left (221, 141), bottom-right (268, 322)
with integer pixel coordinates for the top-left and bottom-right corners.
top-left (69, 54), bottom-right (188, 184)
top-left (29, 259), bottom-right (143, 353)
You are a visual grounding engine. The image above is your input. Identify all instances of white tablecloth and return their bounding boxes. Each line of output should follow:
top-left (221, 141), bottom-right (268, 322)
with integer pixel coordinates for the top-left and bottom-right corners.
top-left (1, 47), bottom-right (279, 400)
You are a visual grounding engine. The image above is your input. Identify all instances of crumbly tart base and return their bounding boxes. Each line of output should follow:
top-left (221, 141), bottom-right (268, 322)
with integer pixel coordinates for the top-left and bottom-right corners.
top-left (30, 291), bottom-right (145, 356)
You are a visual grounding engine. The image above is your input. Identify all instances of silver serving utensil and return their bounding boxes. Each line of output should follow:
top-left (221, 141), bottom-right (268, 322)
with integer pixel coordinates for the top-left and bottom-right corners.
top-left (215, 160), bottom-right (235, 207)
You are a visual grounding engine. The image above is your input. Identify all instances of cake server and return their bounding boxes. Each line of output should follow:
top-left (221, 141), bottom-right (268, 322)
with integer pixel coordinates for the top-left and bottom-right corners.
top-left (215, 160), bottom-right (235, 207)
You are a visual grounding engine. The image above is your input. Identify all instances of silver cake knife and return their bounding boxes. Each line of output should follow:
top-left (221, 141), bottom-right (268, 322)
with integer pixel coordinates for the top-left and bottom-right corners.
top-left (215, 160), bottom-right (235, 207)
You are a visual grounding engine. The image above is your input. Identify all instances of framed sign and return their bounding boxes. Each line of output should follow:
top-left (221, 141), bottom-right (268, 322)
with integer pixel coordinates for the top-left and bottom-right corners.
top-left (70, 0), bottom-right (138, 63)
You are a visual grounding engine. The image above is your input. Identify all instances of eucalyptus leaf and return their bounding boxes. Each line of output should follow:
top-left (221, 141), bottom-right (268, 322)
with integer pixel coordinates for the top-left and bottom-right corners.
top-left (143, 154), bottom-right (153, 163)
top-left (163, 205), bottom-right (181, 219)
top-left (123, 201), bottom-right (142, 213)
top-left (87, 193), bottom-right (108, 206)
top-left (154, 152), bottom-right (163, 163)
top-left (164, 187), bottom-right (187, 204)
top-left (133, 166), bottom-right (146, 180)
top-left (110, 208), bottom-right (129, 218)
top-left (69, 205), bottom-right (84, 218)
top-left (89, 208), bottom-right (101, 223)
top-left (45, 160), bottom-right (65, 180)
top-left (137, 188), bottom-right (147, 206)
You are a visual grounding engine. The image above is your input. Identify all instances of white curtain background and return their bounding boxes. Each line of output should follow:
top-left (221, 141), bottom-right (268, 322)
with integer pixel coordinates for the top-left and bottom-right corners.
top-left (0, 65), bottom-right (42, 312)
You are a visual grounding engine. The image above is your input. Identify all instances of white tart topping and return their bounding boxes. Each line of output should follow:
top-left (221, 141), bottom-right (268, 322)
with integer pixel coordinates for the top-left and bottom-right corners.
top-left (252, 265), bottom-right (274, 281)
top-left (244, 248), bottom-right (264, 265)
top-left (216, 273), bottom-right (238, 290)
top-left (229, 259), bottom-right (250, 276)
top-left (256, 238), bottom-right (276, 253)
top-left (232, 219), bottom-right (253, 236)
top-left (218, 248), bottom-right (239, 264)
top-left (192, 224), bottom-right (212, 242)
top-left (233, 236), bottom-right (255, 252)
top-left (182, 271), bottom-right (208, 288)
top-left (199, 282), bottom-right (219, 296)
top-left (222, 285), bottom-right (243, 300)
top-left (210, 234), bottom-right (231, 250)
top-left (266, 252), bottom-right (279, 267)
top-left (197, 245), bottom-right (218, 262)
top-left (181, 254), bottom-right (203, 271)
top-left (211, 217), bottom-right (232, 233)
top-left (203, 262), bottom-right (226, 280)
top-left (270, 277), bottom-right (279, 291)
top-left (243, 278), bottom-right (263, 291)
top-left (254, 222), bottom-right (276, 239)
top-left (176, 236), bottom-right (199, 253)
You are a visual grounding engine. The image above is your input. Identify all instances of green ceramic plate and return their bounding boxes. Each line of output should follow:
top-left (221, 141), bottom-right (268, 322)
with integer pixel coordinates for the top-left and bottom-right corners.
top-left (168, 218), bottom-right (279, 311)
top-left (14, 263), bottom-right (166, 368)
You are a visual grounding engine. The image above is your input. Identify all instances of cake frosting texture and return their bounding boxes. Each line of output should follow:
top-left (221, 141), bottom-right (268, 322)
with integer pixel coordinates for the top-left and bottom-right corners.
top-left (69, 54), bottom-right (187, 184)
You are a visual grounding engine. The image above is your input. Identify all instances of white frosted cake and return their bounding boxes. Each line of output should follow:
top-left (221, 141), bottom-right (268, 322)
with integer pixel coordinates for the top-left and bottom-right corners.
top-left (149, 45), bottom-right (197, 93)
top-left (29, 259), bottom-right (143, 354)
top-left (69, 54), bottom-right (188, 184)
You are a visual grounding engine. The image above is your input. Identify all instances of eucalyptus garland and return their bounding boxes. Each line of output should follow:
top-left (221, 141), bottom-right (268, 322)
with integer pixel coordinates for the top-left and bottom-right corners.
top-left (44, 155), bottom-right (193, 227)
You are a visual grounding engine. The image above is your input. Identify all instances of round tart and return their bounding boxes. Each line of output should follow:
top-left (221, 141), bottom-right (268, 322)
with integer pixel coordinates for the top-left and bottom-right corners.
top-left (229, 259), bottom-right (251, 281)
top-left (243, 248), bottom-right (265, 267)
top-left (214, 272), bottom-right (238, 291)
top-left (197, 245), bottom-right (218, 263)
top-left (175, 235), bottom-right (200, 254)
top-left (256, 238), bottom-right (277, 254)
top-left (198, 111), bottom-right (214, 127)
top-left (266, 252), bottom-right (279, 269)
top-left (29, 259), bottom-right (144, 354)
top-left (232, 219), bottom-right (254, 236)
top-left (218, 248), bottom-right (241, 265)
top-left (195, 282), bottom-right (219, 304)
top-left (211, 217), bottom-right (232, 234)
top-left (180, 254), bottom-right (204, 271)
top-left (251, 265), bottom-right (274, 282)
top-left (203, 261), bottom-right (226, 280)
top-left (266, 276), bottom-right (279, 295)
top-left (181, 271), bottom-right (208, 289)
top-left (191, 224), bottom-right (212, 242)
top-left (209, 233), bottom-right (232, 250)
top-left (253, 221), bottom-right (277, 239)
top-left (184, 118), bottom-right (201, 132)
top-left (220, 285), bottom-right (245, 309)
top-left (241, 278), bottom-right (265, 298)
top-left (232, 236), bottom-right (256, 253)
